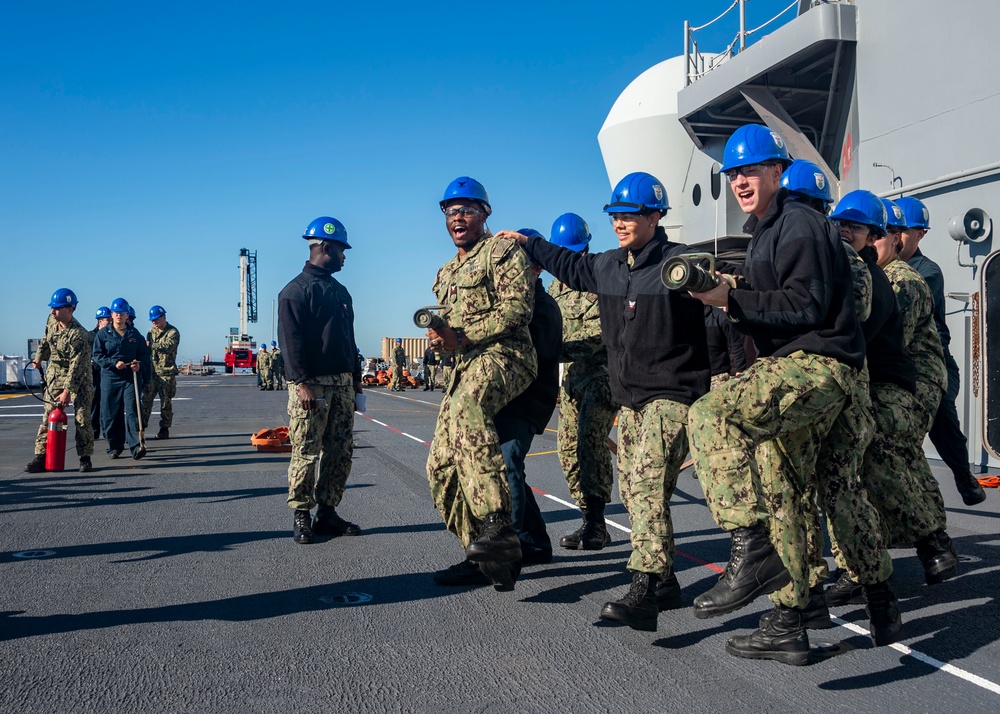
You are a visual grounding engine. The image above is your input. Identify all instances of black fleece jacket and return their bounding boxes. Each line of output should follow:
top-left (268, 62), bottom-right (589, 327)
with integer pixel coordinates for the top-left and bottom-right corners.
top-left (859, 246), bottom-right (917, 392)
top-left (277, 262), bottom-right (362, 384)
top-left (727, 191), bottom-right (865, 370)
top-left (524, 231), bottom-right (710, 410)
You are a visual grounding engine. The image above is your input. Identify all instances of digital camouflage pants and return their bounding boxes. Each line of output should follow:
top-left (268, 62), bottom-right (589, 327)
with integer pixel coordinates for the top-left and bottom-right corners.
top-left (286, 375), bottom-right (355, 511)
top-left (688, 351), bottom-right (855, 608)
top-left (558, 371), bottom-right (617, 508)
top-left (426, 351), bottom-right (534, 549)
top-left (617, 399), bottom-right (690, 577)
top-left (141, 373), bottom-right (176, 431)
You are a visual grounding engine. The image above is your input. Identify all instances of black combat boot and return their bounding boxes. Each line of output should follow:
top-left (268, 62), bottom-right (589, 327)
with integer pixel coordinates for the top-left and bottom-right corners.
top-left (25, 454), bottom-right (45, 473)
top-left (79, 457), bottom-right (93, 473)
top-left (824, 569), bottom-right (866, 607)
top-left (654, 571), bottom-right (683, 611)
top-left (155, 427), bottom-right (169, 440)
top-left (559, 498), bottom-right (613, 550)
top-left (600, 572), bottom-right (661, 632)
top-left (466, 512), bottom-right (522, 563)
top-left (863, 580), bottom-right (903, 647)
top-left (292, 509), bottom-right (314, 544)
top-left (761, 585), bottom-right (831, 630)
top-left (915, 530), bottom-right (959, 584)
top-left (312, 504), bottom-right (361, 536)
top-left (692, 524), bottom-right (790, 619)
top-left (559, 515), bottom-right (586, 550)
top-left (955, 472), bottom-right (986, 506)
top-left (433, 559), bottom-right (490, 587)
top-left (725, 604), bottom-right (810, 666)
top-left (478, 559), bottom-right (522, 592)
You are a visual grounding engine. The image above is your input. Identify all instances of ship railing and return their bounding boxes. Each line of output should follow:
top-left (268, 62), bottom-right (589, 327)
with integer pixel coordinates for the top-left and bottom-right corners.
top-left (684, 0), bottom-right (844, 86)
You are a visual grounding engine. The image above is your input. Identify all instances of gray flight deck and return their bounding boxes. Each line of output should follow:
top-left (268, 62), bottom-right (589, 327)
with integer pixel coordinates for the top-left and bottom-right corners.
top-left (1, 375), bottom-right (999, 712)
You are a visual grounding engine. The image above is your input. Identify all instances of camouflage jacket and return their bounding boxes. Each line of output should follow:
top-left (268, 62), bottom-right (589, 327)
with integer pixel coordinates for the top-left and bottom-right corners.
top-left (432, 231), bottom-right (536, 369)
top-left (844, 244), bottom-right (872, 324)
top-left (146, 322), bottom-right (180, 377)
top-left (547, 279), bottom-right (608, 383)
top-left (883, 258), bottom-right (946, 393)
top-left (392, 346), bottom-right (407, 367)
top-left (36, 315), bottom-right (93, 394)
top-left (257, 350), bottom-right (270, 371)
top-left (270, 348), bottom-right (283, 372)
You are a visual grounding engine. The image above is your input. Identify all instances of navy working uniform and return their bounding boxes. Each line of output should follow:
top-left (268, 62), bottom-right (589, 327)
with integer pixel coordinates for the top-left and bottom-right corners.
top-left (92, 323), bottom-right (151, 458)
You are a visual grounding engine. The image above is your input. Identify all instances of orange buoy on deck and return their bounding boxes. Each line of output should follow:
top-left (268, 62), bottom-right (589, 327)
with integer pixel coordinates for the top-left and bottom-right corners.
top-left (251, 426), bottom-right (292, 452)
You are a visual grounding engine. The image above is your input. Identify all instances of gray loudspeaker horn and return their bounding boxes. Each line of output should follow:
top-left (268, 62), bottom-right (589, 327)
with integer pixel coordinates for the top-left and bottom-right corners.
top-left (948, 208), bottom-right (992, 243)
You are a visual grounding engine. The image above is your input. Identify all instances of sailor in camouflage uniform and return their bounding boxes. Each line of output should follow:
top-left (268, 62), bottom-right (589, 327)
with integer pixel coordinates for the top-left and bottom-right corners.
top-left (27, 288), bottom-right (95, 473)
top-left (256, 343), bottom-right (271, 390)
top-left (268, 341), bottom-right (284, 390)
top-left (545, 213), bottom-right (618, 551)
top-left (141, 305), bottom-right (180, 439)
top-left (867, 201), bottom-right (959, 584)
top-left (278, 216), bottom-right (363, 545)
top-left (390, 339), bottom-right (406, 391)
top-left (686, 126), bottom-right (872, 665)
top-left (425, 177), bottom-right (537, 592)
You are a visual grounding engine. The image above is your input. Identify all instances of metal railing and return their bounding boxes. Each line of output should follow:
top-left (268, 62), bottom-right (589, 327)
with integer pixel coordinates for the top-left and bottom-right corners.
top-left (684, 0), bottom-right (844, 85)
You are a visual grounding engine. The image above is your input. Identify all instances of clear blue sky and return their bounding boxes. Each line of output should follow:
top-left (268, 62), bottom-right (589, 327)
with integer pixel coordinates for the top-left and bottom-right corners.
top-left (0, 0), bottom-right (793, 362)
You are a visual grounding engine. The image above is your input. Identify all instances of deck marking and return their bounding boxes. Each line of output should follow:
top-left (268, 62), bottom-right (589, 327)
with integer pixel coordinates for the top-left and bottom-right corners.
top-left (353, 406), bottom-right (1000, 695)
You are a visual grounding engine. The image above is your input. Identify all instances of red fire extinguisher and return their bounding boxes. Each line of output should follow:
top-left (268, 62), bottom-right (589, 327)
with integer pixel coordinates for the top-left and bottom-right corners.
top-left (45, 406), bottom-right (68, 472)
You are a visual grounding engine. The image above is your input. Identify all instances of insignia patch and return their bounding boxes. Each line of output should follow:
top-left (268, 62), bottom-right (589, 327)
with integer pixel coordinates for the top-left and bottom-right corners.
top-left (814, 173), bottom-right (825, 190)
top-left (324, 223), bottom-right (336, 235)
top-left (653, 185), bottom-right (664, 202)
top-left (922, 207), bottom-right (929, 222)
top-left (893, 206), bottom-right (904, 220)
top-left (628, 300), bottom-right (637, 308)
top-left (771, 132), bottom-right (784, 148)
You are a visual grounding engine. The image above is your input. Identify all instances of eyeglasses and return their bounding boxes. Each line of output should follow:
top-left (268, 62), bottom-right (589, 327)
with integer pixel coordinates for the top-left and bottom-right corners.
top-left (443, 206), bottom-right (483, 218)
top-left (607, 212), bottom-right (643, 224)
top-left (724, 163), bottom-right (774, 182)
top-left (833, 220), bottom-right (870, 232)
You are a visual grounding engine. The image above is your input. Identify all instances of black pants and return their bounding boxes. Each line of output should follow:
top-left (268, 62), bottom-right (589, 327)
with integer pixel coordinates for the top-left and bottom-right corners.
top-left (928, 355), bottom-right (972, 479)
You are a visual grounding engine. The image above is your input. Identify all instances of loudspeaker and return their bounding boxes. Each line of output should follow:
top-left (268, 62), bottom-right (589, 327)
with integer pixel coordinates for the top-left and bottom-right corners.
top-left (948, 208), bottom-right (992, 243)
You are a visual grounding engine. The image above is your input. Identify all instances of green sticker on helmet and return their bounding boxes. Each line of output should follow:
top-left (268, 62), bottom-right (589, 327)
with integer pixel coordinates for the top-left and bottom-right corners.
top-left (324, 223), bottom-right (336, 235)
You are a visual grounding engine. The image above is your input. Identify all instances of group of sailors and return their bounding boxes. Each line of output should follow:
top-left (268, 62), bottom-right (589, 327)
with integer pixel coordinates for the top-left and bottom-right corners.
top-left (26, 294), bottom-right (180, 472)
top-left (407, 122), bottom-right (986, 666)
top-left (256, 341), bottom-right (285, 390)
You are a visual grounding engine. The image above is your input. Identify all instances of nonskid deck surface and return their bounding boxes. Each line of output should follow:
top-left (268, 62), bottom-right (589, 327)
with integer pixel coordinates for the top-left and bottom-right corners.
top-left (1, 375), bottom-right (998, 713)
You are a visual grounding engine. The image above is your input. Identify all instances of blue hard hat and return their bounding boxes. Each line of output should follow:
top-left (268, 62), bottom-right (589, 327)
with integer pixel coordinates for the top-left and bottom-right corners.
top-left (603, 172), bottom-right (669, 214)
top-left (48, 288), bottom-right (78, 308)
top-left (110, 297), bottom-right (130, 314)
top-left (894, 196), bottom-right (930, 230)
top-left (95, 306), bottom-right (112, 319)
top-left (396, 338), bottom-right (402, 343)
top-left (270, 340), bottom-right (277, 347)
top-left (440, 176), bottom-right (492, 216)
top-left (303, 217), bottom-right (351, 248)
top-left (831, 190), bottom-right (887, 236)
top-left (128, 306), bottom-right (136, 319)
top-left (517, 228), bottom-right (545, 240)
top-left (260, 343), bottom-right (267, 349)
top-left (149, 305), bottom-right (166, 321)
top-left (780, 160), bottom-right (833, 205)
top-left (550, 213), bottom-right (592, 252)
top-left (880, 198), bottom-right (907, 231)
top-left (719, 124), bottom-right (792, 173)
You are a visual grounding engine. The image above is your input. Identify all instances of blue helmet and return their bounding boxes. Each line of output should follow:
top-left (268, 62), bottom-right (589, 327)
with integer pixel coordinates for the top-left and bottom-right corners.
top-left (110, 297), bottom-right (130, 314)
top-left (149, 305), bottom-right (166, 321)
top-left (303, 217), bottom-right (351, 248)
top-left (440, 176), bottom-right (492, 216)
top-left (396, 338), bottom-right (402, 343)
top-left (880, 198), bottom-right (907, 231)
top-left (780, 160), bottom-right (833, 205)
top-left (270, 340), bottom-right (277, 347)
top-left (719, 124), bottom-right (792, 173)
top-left (517, 228), bottom-right (545, 240)
top-left (260, 343), bottom-right (267, 349)
top-left (830, 190), bottom-right (887, 235)
top-left (95, 306), bottom-right (112, 320)
top-left (895, 196), bottom-right (930, 230)
top-left (48, 288), bottom-right (78, 308)
top-left (603, 172), bottom-right (669, 214)
top-left (128, 306), bottom-right (136, 319)
top-left (550, 213), bottom-right (592, 252)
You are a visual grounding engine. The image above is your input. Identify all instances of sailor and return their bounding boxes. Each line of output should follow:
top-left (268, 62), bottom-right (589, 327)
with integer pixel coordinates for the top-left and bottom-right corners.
top-left (866, 196), bottom-right (960, 584)
top-left (434, 235), bottom-right (562, 585)
top-left (421, 344), bottom-right (438, 391)
top-left (390, 338), bottom-right (406, 392)
top-left (269, 341), bottom-right (285, 390)
top-left (257, 343), bottom-right (271, 390)
top-left (686, 124), bottom-right (866, 665)
top-left (425, 176), bottom-right (537, 591)
top-left (90, 306), bottom-right (112, 439)
top-left (544, 214), bottom-right (618, 552)
top-left (26, 288), bottom-right (95, 473)
top-left (92, 297), bottom-right (151, 460)
top-left (895, 197), bottom-right (986, 505)
top-left (500, 171), bottom-right (710, 631)
top-left (141, 305), bottom-right (181, 440)
top-left (278, 216), bottom-right (363, 545)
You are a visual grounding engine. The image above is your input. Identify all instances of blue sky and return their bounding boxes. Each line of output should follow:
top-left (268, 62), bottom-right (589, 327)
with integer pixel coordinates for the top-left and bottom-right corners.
top-left (0, 1), bottom-right (793, 362)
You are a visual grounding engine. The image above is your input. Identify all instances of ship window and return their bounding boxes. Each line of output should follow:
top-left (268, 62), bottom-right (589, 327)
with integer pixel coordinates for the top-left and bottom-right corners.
top-left (692, 183), bottom-right (702, 207)
top-left (710, 168), bottom-right (721, 200)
